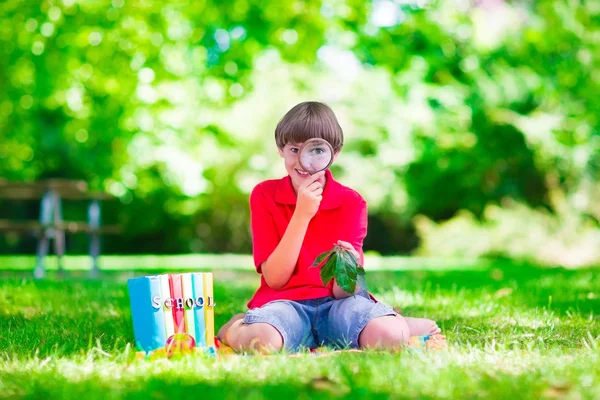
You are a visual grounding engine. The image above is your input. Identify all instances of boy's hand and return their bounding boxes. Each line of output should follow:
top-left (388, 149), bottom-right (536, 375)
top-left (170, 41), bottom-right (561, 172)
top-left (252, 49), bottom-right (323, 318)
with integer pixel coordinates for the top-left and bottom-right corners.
top-left (335, 240), bottom-right (361, 264)
top-left (332, 240), bottom-right (363, 299)
top-left (295, 171), bottom-right (325, 220)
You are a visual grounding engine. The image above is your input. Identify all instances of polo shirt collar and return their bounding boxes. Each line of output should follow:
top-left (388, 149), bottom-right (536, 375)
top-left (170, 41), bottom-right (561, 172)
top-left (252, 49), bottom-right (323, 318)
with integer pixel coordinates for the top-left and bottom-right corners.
top-left (275, 169), bottom-right (343, 210)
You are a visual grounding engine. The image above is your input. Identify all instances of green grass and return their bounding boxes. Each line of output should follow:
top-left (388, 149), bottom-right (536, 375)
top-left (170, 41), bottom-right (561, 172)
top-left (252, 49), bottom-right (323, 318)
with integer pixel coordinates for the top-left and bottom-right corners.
top-left (1, 261), bottom-right (599, 399)
top-left (0, 253), bottom-right (494, 271)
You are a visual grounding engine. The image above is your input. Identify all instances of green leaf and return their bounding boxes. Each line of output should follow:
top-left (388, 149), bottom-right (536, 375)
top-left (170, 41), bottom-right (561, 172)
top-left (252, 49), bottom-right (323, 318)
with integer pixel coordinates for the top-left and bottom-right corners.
top-left (343, 249), bottom-right (360, 267)
top-left (340, 249), bottom-right (359, 269)
top-left (334, 253), bottom-right (356, 294)
top-left (345, 250), bottom-right (360, 268)
top-left (314, 246), bottom-right (366, 292)
top-left (319, 254), bottom-right (336, 286)
top-left (312, 250), bottom-right (333, 267)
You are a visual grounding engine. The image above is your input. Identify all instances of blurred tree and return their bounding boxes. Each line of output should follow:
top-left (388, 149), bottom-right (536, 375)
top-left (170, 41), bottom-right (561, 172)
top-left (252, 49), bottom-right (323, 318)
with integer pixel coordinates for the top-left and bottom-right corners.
top-left (0, 0), bottom-right (598, 255)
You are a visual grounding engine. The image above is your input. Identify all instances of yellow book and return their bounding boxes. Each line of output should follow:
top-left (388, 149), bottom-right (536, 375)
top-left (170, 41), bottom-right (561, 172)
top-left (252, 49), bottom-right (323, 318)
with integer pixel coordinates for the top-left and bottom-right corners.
top-left (203, 272), bottom-right (215, 347)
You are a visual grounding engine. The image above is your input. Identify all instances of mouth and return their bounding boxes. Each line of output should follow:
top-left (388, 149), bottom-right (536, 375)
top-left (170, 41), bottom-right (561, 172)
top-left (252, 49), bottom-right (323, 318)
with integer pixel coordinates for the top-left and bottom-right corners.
top-left (295, 169), bottom-right (310, 177)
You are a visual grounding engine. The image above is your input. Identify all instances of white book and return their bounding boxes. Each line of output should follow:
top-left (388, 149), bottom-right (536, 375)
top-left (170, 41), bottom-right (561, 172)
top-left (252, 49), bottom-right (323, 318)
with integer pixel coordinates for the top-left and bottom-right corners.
top-left (159, 274), bottom-right (175, 339)
top-left (181, 273), bottom-right (196, 343)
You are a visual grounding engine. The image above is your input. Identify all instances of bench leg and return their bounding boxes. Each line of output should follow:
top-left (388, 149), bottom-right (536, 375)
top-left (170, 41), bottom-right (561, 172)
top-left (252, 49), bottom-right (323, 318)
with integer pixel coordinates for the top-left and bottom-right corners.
top-left (90, 233), bottom-right (100, 278)
top-left (52, 193), bottom-right (66, 278)
top-left (88, 199), bottom-right (101, 278)
top-left (53, 229), bottom-right (66, 277)
top-left (34, 230), bottom-right (49, 279)
top-left (34, 191), bottom-right (54, 279)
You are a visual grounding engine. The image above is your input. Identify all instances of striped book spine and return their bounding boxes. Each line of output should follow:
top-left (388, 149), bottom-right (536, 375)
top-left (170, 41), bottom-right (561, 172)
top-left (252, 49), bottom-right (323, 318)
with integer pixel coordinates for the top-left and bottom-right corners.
top-left (159, 274), bottom-right (175, 338)
top-left (191, 273), bottom-right (206, 347)
top-left (127, 276), bottom-right (166, 352)
top-left (169, 274), bottom-right (186, 333)
top-left (181, 273), bottom-right (196, 344)
top-left (203, 273), bottom-right (215, 348)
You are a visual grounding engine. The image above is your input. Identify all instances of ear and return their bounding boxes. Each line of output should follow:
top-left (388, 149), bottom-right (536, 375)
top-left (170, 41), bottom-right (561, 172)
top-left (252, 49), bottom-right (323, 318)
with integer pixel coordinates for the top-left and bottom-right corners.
top-left (332, 150), bottom-right (341, 163)
top-left (278, 146), bottom-right (285, 158)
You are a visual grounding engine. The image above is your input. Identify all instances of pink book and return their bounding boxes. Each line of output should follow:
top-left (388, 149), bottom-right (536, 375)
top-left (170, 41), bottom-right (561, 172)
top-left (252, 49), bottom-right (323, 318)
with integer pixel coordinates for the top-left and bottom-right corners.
top-left (168, 274), bottom-right (186, 333)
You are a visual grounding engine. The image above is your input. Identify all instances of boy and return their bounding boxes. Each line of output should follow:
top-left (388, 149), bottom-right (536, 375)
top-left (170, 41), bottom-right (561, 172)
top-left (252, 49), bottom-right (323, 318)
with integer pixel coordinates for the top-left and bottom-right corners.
top-left (218, 101), bottom-right (443, 353)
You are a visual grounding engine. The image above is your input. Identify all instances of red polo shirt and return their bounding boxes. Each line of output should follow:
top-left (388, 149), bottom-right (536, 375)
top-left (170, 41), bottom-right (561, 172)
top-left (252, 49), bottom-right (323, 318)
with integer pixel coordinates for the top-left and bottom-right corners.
top-left (246, 169), bottom-right (368, 309)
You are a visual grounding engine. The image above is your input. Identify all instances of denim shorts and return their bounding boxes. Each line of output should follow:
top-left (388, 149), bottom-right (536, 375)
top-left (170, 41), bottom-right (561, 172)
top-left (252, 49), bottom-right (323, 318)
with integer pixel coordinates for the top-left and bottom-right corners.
top-left (243, 288), bottom-right (397, 352)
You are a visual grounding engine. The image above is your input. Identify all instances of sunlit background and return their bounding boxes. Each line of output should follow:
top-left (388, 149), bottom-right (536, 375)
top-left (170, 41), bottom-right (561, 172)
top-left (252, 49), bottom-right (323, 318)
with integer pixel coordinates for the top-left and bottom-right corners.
top-left (1, 0), bottom-right (599, 267)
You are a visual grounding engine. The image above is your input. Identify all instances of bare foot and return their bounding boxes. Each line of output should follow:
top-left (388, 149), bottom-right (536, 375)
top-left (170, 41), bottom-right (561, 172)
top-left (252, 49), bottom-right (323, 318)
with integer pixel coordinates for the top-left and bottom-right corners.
top-left (217, 313), bottom-right (246, 344)
top-left (402, 316), bottom-right (441, 336)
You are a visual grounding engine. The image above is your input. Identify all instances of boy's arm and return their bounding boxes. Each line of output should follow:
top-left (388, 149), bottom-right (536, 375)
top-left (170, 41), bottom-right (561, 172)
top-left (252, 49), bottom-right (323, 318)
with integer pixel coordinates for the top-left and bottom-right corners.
top-left (259, 213), bottom-right (310, 290)
top-left (253, 171), bottom-right (325, 290)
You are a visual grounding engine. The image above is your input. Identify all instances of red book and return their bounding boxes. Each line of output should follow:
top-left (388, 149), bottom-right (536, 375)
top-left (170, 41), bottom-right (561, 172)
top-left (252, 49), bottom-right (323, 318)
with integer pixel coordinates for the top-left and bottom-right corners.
top-left (168, 274), bottom-right (186, 333)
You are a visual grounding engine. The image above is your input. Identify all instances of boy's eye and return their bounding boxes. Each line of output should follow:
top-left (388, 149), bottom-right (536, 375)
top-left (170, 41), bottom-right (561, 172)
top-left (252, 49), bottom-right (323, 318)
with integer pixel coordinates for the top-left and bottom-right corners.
top-left (290, 148), bottom-right (299, 153)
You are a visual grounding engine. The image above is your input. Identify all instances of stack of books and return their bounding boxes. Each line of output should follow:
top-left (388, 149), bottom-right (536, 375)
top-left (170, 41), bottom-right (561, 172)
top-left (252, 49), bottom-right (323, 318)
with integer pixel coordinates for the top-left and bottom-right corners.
top-left (127, 272), bottom-right (215, 358)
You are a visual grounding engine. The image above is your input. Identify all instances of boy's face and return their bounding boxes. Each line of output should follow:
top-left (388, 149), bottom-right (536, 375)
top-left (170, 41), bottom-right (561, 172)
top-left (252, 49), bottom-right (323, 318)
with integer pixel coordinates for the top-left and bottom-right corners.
top-left (278, 142), bottom-right (338, 193)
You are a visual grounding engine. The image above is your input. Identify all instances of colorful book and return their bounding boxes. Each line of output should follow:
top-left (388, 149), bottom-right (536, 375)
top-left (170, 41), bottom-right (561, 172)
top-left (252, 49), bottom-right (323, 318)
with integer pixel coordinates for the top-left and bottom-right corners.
top-left (191, 273), bottom-right (206, 347)
top-left (159, 274), bottom-right (175, 338)
top-left (169, 274), bottom-right (186, 333)
top-left (127, 272), bottom-right (216, 357)
top-left (127, 276), bottom-right (166, 352)
top-left (181, 273), bottom-right (196, 343)
top-left (203, 272), bottom-right (215, 347)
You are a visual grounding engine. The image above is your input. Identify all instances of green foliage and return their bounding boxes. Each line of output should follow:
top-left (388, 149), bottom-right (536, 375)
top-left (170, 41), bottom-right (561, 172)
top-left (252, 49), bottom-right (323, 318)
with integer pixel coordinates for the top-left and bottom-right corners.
top-left (414, 199), bottom-right (600, 268)
top-left (0, 0), bottom-right (598, 259)
top-left (312, 245), bottom-right (365, 293)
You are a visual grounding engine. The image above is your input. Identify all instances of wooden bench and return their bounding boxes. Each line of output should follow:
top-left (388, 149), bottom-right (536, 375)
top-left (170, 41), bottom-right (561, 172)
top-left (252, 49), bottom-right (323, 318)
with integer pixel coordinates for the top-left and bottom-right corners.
top-left (0, 179), bottom-right (121, 278)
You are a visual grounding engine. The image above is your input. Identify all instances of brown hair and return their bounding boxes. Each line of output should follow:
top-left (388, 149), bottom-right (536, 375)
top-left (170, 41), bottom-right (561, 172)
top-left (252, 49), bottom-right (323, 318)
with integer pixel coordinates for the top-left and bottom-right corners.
top-left (275, 102), bottom-right (344, 152)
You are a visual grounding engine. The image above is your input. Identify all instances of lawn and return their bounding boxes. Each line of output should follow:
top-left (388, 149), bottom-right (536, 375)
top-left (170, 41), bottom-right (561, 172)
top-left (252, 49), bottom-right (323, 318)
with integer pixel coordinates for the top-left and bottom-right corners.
top-left (0, 259), bottom-right (599, 399)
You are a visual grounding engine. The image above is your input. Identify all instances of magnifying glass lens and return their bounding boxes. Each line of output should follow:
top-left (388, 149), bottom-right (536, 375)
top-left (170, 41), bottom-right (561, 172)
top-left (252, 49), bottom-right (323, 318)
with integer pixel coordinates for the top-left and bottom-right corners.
top-left (298, 139), bottom-right (334, 174)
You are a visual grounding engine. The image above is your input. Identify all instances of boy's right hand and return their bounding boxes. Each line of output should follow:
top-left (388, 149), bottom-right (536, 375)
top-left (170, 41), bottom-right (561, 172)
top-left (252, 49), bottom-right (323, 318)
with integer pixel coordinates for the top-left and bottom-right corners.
top-left (295, 170), bottom-right (325, 220)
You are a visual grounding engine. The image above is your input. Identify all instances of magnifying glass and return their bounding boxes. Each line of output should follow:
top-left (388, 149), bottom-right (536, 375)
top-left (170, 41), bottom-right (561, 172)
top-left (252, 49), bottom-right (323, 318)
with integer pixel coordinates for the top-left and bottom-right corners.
top-left (298, 138), bottom-right (334, 175)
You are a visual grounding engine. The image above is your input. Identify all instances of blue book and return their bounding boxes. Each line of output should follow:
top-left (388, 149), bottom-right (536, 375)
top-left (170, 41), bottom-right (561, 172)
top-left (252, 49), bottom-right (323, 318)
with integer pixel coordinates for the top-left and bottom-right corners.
top-left (127, 276), bottom-right (167, 352)
top-left (191, 273), bottom-right (207, 347)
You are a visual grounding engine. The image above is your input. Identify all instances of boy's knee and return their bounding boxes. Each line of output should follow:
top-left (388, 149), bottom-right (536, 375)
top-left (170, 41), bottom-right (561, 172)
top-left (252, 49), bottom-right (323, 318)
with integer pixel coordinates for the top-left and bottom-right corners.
top-left (359, 316), bottom-right (410, 349)
top-left (381, 324), bottom-right (410, 346)
top-left (238, 323), bottom-right (284, 353)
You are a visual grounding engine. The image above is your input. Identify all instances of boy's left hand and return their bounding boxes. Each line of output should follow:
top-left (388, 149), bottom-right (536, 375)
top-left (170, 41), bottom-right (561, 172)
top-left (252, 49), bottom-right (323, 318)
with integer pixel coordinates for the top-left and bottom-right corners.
top-left (335, 240), bottom-right (361, 264)
top-left (332, 240), bottom-right (364, 299)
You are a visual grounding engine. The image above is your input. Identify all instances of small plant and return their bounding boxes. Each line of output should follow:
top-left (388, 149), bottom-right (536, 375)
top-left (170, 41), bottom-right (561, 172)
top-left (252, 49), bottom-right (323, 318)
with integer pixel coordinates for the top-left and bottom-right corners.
top-left (311, 245), bottom-right (366, 294)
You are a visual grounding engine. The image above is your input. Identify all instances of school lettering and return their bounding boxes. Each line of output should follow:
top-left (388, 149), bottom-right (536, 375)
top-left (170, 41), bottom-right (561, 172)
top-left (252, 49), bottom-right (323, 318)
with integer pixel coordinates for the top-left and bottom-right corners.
top-left (151, 296), bottom-right (216, 310)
